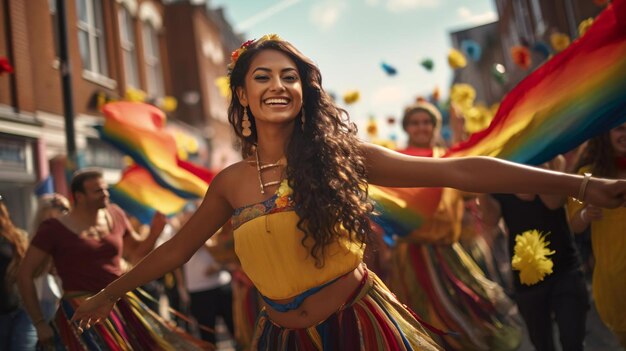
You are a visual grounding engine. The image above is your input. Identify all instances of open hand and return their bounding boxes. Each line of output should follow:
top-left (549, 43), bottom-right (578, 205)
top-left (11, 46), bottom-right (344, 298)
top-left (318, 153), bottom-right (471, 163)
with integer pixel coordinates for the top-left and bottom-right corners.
top-left (70, 293), bottom-right (115, 333)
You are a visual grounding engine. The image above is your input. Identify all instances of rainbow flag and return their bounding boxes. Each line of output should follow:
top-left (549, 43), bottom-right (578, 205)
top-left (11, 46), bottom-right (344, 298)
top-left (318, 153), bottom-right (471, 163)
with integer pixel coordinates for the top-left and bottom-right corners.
top-left (372, 0), bottom-right (626, 240)
top-left (369, 185), bottom-right (441, 245)
top-left (447, 0), bottom-right (626, 164)
top-left (109, 166), bottom-right (188, 224)
top-left (98, 102), bottom-right (214, 199)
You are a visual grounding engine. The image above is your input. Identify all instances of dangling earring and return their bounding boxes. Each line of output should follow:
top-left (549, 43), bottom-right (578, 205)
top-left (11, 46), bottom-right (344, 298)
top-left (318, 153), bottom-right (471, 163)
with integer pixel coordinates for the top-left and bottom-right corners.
top-left (242, 106), bottom-right (252, 137)
top-left (300, 107), bottom-right (306, 131)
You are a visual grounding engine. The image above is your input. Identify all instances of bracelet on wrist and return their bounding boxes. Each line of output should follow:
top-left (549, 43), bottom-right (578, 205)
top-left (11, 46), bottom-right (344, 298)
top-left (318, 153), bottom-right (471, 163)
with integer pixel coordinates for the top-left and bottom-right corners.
top-left (575, 172), bottom-right (592, 203)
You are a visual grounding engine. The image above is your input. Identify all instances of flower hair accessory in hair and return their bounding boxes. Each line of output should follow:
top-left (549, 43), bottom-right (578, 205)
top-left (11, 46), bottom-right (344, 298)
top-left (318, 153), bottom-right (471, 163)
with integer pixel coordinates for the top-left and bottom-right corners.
top-left (227, 34), bottom-right (282, 73)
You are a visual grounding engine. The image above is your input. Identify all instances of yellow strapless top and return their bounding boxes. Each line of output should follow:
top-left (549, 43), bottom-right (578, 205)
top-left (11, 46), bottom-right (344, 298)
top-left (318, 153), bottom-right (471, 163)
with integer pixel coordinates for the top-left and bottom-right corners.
top-left (232, 183), bottom-right (364, 300)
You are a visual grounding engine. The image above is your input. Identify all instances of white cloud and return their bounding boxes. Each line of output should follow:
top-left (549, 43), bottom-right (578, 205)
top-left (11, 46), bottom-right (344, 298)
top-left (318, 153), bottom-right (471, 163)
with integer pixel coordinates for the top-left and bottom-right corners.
top-left (310, 1), bottom-right (347, 30)
top-left (457, 6), bottom-right (472, 18)
top-left (456, 7), bottom-right (498, 25)
top-left (386, 0), bottom-right (440, 13)
top-left (236, 0), bottom-right (302, 32)
top-left (372, 85), bottom-right (410, 106)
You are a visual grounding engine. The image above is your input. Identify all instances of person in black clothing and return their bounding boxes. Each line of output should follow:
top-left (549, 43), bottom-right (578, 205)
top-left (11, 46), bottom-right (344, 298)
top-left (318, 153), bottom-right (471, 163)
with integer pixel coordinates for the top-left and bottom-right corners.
top-left (478, 156), bottom-right (589, 351)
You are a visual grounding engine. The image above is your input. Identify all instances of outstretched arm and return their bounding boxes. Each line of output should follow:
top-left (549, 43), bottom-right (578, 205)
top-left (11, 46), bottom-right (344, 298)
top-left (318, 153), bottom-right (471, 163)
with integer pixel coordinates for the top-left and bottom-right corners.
top-left (71, 172), bottom-right (233, 329)
top-left (362, 143), bottom-right (626, 209)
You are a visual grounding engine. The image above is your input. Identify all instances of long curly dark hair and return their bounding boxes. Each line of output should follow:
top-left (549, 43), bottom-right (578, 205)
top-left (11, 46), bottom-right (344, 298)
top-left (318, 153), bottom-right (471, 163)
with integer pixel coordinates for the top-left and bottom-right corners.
top-left (228, 38), bottom-right (375, 267)
top-left (1, 200), bottom-right (28, 285)
top-left (575, 132), bottom-right (617, 178)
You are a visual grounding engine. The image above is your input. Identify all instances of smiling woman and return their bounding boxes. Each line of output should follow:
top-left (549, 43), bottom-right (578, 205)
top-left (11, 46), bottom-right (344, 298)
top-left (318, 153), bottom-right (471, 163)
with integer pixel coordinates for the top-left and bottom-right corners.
top-left (69, 34), bottom-right (626, 351)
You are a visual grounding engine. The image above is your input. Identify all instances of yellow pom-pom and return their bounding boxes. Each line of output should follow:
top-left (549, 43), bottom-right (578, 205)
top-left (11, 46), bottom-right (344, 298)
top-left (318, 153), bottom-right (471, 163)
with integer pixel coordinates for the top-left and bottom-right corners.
top-left (366, 117), bottom-right (378, 138)
top-left (463, 103), bottom-right (493, 133)
top-left (578, 18), bottom-right (594, 37)
top-left (512, 230), bottom-right (555, 285)
top-left (550, 32), bottom-right (571, 52)
top-left (159, 96), bottom-right (178, 112)
top-left (450, 83), bottom-right (476, 110)
top-left (448, 48), bottom-right (467, 69)
top-left (125, 88), bottom-right (147, 102)
top-left (343, 90), bottom-right (360, 105)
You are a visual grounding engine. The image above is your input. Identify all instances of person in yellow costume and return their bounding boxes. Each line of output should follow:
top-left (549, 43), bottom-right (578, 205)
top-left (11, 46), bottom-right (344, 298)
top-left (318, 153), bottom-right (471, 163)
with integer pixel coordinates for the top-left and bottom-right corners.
top-left (567, 122), bottom-right (626, 347)
top-left (71, 35), bottom-right (626, 351)
top-left (388, 101), bottom-right (522, 351)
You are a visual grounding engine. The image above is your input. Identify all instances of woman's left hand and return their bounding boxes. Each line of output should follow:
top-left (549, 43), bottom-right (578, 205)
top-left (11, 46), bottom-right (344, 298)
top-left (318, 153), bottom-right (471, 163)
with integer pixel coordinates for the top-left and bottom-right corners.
top-left (70, 293), bottom-right (115, 333)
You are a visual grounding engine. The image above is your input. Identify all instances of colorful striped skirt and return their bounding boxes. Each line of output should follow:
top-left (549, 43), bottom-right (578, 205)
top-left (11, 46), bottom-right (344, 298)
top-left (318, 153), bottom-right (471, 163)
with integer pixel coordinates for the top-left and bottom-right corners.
top-left (232, 269), bottom-right (261, 349)
top-left (47, 291), bottom-right (211, 350)
top-left (251, 269), bottom-right (443, 351)
top-left (388, 242), bottom-right (522, 351)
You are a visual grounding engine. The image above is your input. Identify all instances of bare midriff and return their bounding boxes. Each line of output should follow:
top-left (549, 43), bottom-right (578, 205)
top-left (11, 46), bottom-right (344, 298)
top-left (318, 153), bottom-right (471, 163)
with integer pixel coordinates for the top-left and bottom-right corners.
top-left (262, 263), bottom-right (366, 329)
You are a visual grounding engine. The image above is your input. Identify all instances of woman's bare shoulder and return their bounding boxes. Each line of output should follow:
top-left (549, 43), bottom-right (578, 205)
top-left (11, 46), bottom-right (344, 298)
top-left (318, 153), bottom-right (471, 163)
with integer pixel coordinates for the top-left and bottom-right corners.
top-left (209, 160), bottom-right (253, 196)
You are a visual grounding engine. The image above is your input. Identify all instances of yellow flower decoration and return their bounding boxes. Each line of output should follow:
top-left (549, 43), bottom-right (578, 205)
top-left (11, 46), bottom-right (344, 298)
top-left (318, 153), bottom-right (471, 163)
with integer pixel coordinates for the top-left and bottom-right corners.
top-left (578, 18), bottom-right (594, 37)
top-left (276, 179), bottom-right (293, 198)
top-left (259, 33), bottom-right (281, 42)
top-left (228, 34), bottom-right (283, 72)
top-left (550, 32), bottom-right (571, 52)
top-left (215, 76), bottom-right (231, 98)
top-left (158, 96), bottom-right (178, 112)
top-left (172, 130), bottom-right (200, 160)
top-left (463, 104), bottom-right (494, 134)
top-left (366, 117), bottom-right (378, 138)
top-left (512, 230), bottom-right (555, 285)
top-left (450, 83), bottom-right (476, 110)
top-left (125, 88), bottom-right (147, 102)
top-left (448, 48), bottom-right (467, 69)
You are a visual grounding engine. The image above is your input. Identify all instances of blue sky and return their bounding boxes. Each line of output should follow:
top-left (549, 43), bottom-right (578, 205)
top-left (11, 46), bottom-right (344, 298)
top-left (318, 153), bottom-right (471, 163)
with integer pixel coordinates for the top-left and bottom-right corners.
top-left (210, 0), bottom-right (497, 144)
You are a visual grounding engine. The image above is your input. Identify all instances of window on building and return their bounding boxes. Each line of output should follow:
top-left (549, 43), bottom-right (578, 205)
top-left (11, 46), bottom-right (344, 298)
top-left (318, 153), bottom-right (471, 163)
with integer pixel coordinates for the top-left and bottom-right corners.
top-left (512, 0), bottom-right (533, 41)
top-left (85, 138), bottom-right (125, 169)
top-left (529, 0), bottom-right (546, 36)
top-left (48, 0), bottom-right (60, 59)
top-left (76, 0), bottom-right (109, 76)
top-left (142, 22), bottom-right (164, 97)
top-left (118, 6), bottom-right (140, 88)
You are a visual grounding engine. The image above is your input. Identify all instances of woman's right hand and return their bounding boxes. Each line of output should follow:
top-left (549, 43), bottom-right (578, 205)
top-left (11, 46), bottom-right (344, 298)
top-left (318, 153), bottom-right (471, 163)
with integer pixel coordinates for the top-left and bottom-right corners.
top-left (70, 292), bottom-right (116, 332)
top-left (35, 322), bottom-right (54, 349)
top-left (585, 178), bottom-right (626, 209)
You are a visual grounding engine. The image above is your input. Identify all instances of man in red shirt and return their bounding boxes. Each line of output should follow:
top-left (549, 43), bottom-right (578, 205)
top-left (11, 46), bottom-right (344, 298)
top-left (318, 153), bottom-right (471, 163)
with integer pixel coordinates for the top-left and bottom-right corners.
top-left (18, 169), bottom-right (166, 349)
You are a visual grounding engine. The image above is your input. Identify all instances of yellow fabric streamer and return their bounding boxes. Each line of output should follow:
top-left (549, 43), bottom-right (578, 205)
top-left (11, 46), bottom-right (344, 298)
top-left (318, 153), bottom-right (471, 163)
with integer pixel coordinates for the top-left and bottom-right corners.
top-left (512, 230), bottom-right (555, 285)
